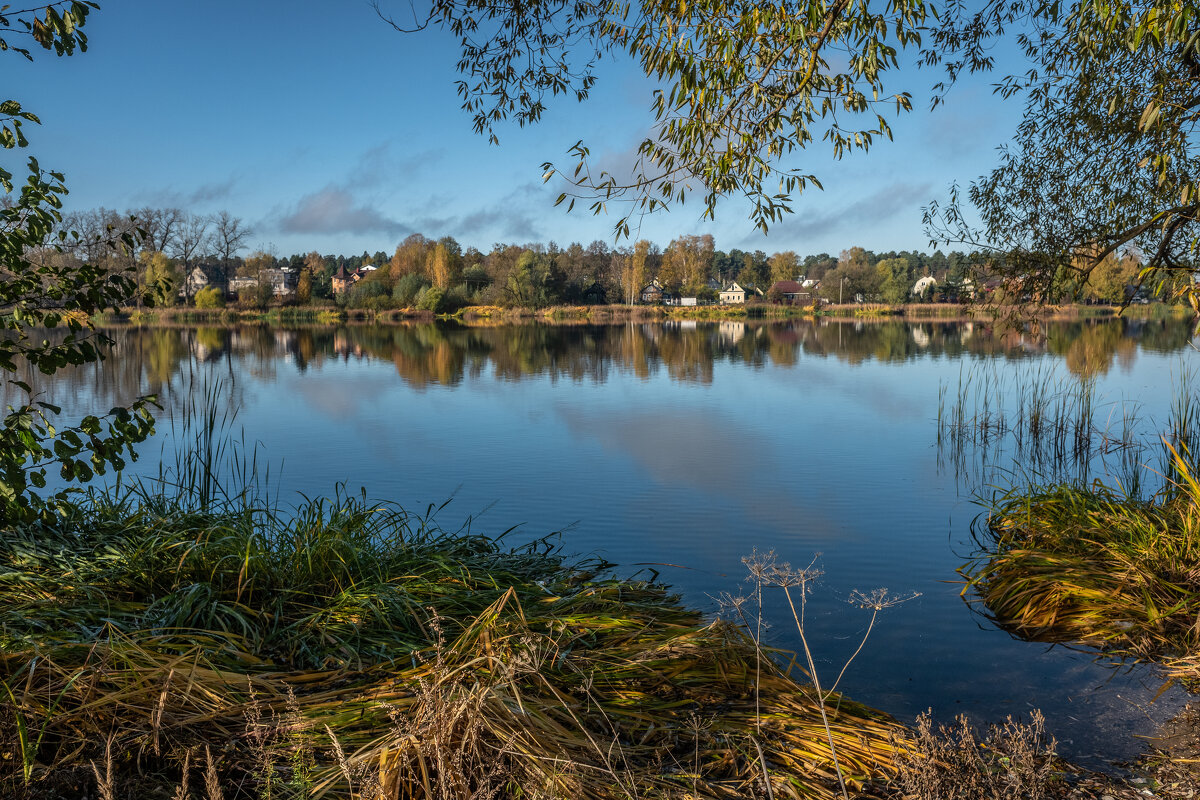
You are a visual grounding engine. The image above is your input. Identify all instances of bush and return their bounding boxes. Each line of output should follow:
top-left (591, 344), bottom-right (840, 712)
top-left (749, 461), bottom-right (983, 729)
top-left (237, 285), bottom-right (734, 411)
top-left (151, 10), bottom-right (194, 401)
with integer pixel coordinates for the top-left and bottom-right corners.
top-left (416, 286), bottom-right (447, 313)
top-left (194, 287), bottom-right (225, 309)
top-left (393, 273), bottom-right (429, 306)
top-left (347, 278), bottom-right (390, 309)
top-left (443, 285), bottom-right (472, 312)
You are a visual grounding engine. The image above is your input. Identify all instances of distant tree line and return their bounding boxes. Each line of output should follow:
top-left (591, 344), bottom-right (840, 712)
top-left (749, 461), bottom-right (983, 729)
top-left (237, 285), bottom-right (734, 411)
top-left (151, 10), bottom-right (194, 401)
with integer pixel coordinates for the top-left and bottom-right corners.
top-left (35, 210), bottom-right (1150, 311)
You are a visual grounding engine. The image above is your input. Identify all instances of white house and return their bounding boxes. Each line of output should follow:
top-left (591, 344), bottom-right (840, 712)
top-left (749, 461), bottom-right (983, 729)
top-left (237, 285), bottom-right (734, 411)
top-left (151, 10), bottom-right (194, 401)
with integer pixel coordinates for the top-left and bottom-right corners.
top-left (911, 276), bottom-right (938, 298)
top-left (719, 282), bottom-right (748, 304)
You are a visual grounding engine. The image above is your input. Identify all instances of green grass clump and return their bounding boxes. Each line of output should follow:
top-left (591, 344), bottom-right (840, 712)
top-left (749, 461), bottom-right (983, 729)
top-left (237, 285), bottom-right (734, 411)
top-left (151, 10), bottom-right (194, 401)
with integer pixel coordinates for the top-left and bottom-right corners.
top-left (0, 490), bottom-right (904, 799)
top-left (962, 447), bottom-right (1200, 680)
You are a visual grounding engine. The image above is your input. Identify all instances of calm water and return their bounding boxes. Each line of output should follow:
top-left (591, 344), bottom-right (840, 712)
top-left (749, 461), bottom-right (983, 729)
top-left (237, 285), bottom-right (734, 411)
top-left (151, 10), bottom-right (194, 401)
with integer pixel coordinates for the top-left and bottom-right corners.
top-left (18, 316), bottom-right (1200, 764)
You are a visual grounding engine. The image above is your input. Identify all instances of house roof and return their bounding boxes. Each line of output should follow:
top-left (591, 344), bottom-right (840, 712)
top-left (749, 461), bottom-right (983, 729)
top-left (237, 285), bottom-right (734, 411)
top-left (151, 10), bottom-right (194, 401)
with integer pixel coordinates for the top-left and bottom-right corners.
top-left (721, 282), bottom-right (744, 293)
top-left (771, 280), bottom-right (806, 294)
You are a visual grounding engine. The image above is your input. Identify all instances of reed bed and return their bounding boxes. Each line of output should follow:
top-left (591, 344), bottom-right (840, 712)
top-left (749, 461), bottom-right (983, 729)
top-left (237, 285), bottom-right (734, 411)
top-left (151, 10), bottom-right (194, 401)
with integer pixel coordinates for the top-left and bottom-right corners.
top-left (0, 489), bottom-right (905, 799)
top-left (936, 360), bottom-right (1200, 496)
top-left (961, 446), bottom-right (1200, 683)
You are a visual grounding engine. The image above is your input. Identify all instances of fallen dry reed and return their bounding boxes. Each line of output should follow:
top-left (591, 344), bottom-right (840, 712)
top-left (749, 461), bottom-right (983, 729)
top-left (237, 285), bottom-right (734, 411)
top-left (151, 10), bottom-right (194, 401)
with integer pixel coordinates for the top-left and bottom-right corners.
top-left (962, 444), bottom-right (1200, 684)
top-left (0, 487), bottom-right (907, 799)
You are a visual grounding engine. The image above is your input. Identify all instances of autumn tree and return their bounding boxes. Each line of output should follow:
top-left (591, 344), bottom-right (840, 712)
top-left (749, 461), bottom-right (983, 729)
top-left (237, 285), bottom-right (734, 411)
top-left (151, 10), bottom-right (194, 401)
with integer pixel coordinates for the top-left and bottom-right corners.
top-left (658, 241), bottom-right (685, 291)
top-left (134, 207), bottom-right (181, 254)
top-left (768, 251), bottom-right (799, 284)
top-left (875, 257), bottom-right (913, 304)
top-left (391, 233), bottom-right (433, 278)
top-left (139, 250), bottom-right (181, 307)
top-left (296, 268), bottom-right (313, 304)
top-left (1086, 253), bottom-right (1141, 304)
top-left (926, 0), bottom-right (1200, 309)
top-left (209, 210), bottom-right (251, 280)
top-left (429, 242), bottom-right (451, 289)
top-left (819, 248), bottom-right (879, 303)
top-left (170, 212), bottom-right (210, 303)
top-left (384, 0), bottom-right (1195, 315)
top-left (241, 249), bottom-right (276, 278)
top-left (629, 239), bottom-right (650, 301)
top-left (505, 250), bottom-right (552, 307)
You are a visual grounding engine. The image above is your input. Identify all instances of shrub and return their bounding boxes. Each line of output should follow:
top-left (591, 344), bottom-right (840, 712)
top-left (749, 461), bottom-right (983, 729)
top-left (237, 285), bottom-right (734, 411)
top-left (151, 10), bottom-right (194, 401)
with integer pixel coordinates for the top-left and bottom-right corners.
top-left (194, 287), bottom-right (225, 309)
top-left (393, 273), bottom-right (429, 306)
top-left (416, 286), bottom-right (447, 313)
top-left (347, 279), bottom-right (389, 308)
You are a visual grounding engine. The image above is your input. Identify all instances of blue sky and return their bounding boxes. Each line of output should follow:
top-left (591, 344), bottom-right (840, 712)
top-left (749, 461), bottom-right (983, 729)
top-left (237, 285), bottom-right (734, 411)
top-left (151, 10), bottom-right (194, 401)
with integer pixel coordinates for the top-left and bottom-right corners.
top-left (11, 1), bottom-right (1018, 258)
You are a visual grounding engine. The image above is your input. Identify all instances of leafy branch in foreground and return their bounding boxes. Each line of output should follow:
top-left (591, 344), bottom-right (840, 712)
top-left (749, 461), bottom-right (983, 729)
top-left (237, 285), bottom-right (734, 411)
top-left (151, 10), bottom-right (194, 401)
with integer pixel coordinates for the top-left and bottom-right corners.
top-left (924, 0), bottom-right (1200, 310)
top-left (377, 0), bottom-right (927, 236)
top-left (0, 2), bottom-right (156, 521)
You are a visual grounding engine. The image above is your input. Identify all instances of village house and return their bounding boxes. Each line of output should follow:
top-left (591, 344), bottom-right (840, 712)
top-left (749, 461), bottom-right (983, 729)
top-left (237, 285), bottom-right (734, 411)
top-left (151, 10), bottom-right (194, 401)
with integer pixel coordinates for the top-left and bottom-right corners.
top-left (182, 264), bottom-right (226, 300)
top-left (768, 280), bottom-right (812, 304)
top-left (911, 276), bottom-right (937, 299)
top-left (640, 279), bottom-right (664, 304)
top-left (719, 281), bottom-right (748, 304)
top-left (229, 267), bottom-right (299, 297)
top-left (332, 264), bottom-right (359, 296)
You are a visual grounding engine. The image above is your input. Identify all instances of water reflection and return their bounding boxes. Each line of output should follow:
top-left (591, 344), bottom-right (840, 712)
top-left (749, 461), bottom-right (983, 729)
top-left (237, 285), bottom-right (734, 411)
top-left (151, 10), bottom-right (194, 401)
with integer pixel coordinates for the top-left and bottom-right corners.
top-left (8, 318), bottom-right (1193, 414)
top-left (5, 316), bottom-right (1196, 764)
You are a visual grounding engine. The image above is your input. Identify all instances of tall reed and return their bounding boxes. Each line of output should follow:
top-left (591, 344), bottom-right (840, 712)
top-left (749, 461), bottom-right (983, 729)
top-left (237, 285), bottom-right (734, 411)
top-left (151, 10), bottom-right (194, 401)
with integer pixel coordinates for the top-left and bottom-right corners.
top-left (961, 444), bottom-right (1200, 682)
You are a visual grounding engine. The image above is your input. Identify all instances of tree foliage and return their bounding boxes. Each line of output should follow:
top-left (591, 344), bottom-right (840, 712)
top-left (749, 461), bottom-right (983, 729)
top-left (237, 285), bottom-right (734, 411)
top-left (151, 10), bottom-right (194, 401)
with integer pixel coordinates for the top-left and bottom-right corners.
top-left (1, 2), bottom-right (155, 521)
top-left (924, 0), bottom-right (1200, 309)
top-left (138, 250), bottom-right (180, 307)
top-left (376, 0), bottom-right (926, 236)
top-left (382, 0), bottom-right (1195, 315)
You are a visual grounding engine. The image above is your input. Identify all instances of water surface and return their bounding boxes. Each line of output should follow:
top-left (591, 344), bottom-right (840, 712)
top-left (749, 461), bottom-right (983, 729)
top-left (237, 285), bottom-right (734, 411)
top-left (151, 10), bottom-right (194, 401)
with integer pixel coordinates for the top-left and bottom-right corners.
top-left (17, 316), bottom-right (1199, 764)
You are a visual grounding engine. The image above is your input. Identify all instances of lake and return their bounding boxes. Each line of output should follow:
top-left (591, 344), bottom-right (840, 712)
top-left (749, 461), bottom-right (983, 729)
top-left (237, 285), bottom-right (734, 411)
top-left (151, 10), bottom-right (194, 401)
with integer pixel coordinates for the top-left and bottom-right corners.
top-left (16, 315), bottom-right (1200, 765)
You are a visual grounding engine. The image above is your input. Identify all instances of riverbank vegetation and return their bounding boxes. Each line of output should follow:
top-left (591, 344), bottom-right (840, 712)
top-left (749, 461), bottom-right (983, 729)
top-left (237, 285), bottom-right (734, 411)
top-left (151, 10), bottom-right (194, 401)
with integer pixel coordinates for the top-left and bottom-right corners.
top-left (945, 352), bottom-right (1200, 691)
top-left (0, 480), bottom-right (911, 799)
top-left (963, 447), bottom-right (1200, 687)
top-left (49, 205), bottom-right (1176, 318)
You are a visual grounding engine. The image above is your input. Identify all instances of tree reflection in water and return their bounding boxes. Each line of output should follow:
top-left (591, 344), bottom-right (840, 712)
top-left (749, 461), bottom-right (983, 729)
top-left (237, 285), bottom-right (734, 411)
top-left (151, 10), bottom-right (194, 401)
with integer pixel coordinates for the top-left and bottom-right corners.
top-left (3, 318), bottom-right (1191, 422)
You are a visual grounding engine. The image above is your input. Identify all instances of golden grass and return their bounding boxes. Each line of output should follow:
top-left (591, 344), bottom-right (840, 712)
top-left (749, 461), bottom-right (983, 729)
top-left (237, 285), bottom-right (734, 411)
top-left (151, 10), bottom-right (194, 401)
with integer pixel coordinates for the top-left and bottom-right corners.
top-left (0, 495), bottom-right (905, 798)
top-left (962, 447), bottom-right (1200, 682)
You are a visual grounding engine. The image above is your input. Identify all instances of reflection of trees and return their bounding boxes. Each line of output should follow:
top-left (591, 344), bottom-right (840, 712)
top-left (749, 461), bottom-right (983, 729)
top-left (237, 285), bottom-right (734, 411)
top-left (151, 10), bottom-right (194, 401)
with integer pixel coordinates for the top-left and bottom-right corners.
top-left (1063, 323), bottom-right (1125, 378)
top-left (3, 319), bottom-right (1191, 405)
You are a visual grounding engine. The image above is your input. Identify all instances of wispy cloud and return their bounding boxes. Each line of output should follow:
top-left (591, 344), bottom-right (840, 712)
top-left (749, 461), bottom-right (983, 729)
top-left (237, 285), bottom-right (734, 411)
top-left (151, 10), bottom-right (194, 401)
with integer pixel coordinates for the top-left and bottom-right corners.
top-left (140, 177), bottom-right (237, 208)
top-left (349, 143), bottom-right (446, 188)
top-left (743, 181), bottom-right (933, 246)
top-left (409, 183), bottom-right (546, 242)
top-left (273, 142), bottom-right (448, 237)
top-left (278, 187), bottom-right (409, 236)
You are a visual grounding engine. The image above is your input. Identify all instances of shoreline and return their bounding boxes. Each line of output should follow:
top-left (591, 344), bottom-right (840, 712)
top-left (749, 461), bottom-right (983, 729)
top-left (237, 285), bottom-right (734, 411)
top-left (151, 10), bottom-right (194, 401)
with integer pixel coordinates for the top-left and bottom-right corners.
top-left (92, 301), bottom-right (1191, 328)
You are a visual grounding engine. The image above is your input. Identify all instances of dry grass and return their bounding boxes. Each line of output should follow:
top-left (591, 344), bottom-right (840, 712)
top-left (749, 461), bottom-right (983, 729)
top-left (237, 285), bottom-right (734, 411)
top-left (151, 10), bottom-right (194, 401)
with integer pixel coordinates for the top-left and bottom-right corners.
top-left (962, 446), bottom-right (1200, 683)
top-left (890, 711), bottom-right (1061, 800)
top-left (0, 491), bottom-right (907, 799)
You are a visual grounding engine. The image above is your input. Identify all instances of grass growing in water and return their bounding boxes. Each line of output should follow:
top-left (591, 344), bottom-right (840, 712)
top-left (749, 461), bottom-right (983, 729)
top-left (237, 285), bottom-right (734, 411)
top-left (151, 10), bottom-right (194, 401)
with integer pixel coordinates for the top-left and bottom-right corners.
top-left (0, 486), bottom-right (906, 799)
top-left (962, 445), bottom-right (1200, 683)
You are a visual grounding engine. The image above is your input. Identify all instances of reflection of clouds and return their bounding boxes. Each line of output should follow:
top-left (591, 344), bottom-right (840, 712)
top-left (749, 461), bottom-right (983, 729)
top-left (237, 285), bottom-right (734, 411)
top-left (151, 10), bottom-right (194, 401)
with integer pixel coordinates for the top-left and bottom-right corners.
top-left (282, 366), bottom-right (398, 418)
top-left (569, 408), bottom-right (767, 492)
top-left (558, 405), bottom-right (843, 535)
top-left (757, 357), bottom-right (930, 424)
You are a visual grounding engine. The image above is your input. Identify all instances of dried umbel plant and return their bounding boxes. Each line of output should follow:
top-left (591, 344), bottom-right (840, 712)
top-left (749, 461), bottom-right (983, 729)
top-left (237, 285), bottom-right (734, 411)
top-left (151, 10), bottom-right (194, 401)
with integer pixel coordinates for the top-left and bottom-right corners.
top-left (740, 550), bottom-right (920, 800)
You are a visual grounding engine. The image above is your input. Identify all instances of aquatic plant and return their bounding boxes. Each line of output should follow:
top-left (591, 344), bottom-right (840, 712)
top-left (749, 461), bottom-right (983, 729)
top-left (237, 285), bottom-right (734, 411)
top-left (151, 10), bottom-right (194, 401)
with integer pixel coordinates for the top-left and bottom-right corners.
top-left (937, 359), bottom-right (1200, 494)
top-left (961, 445), bottom-right (1200, 682)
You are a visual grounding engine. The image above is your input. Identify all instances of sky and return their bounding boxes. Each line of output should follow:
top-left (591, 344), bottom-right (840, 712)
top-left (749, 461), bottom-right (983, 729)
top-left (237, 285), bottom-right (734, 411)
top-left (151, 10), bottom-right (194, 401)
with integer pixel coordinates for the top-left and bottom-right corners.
top-left (9, 1), bottom-right (1021, 259)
